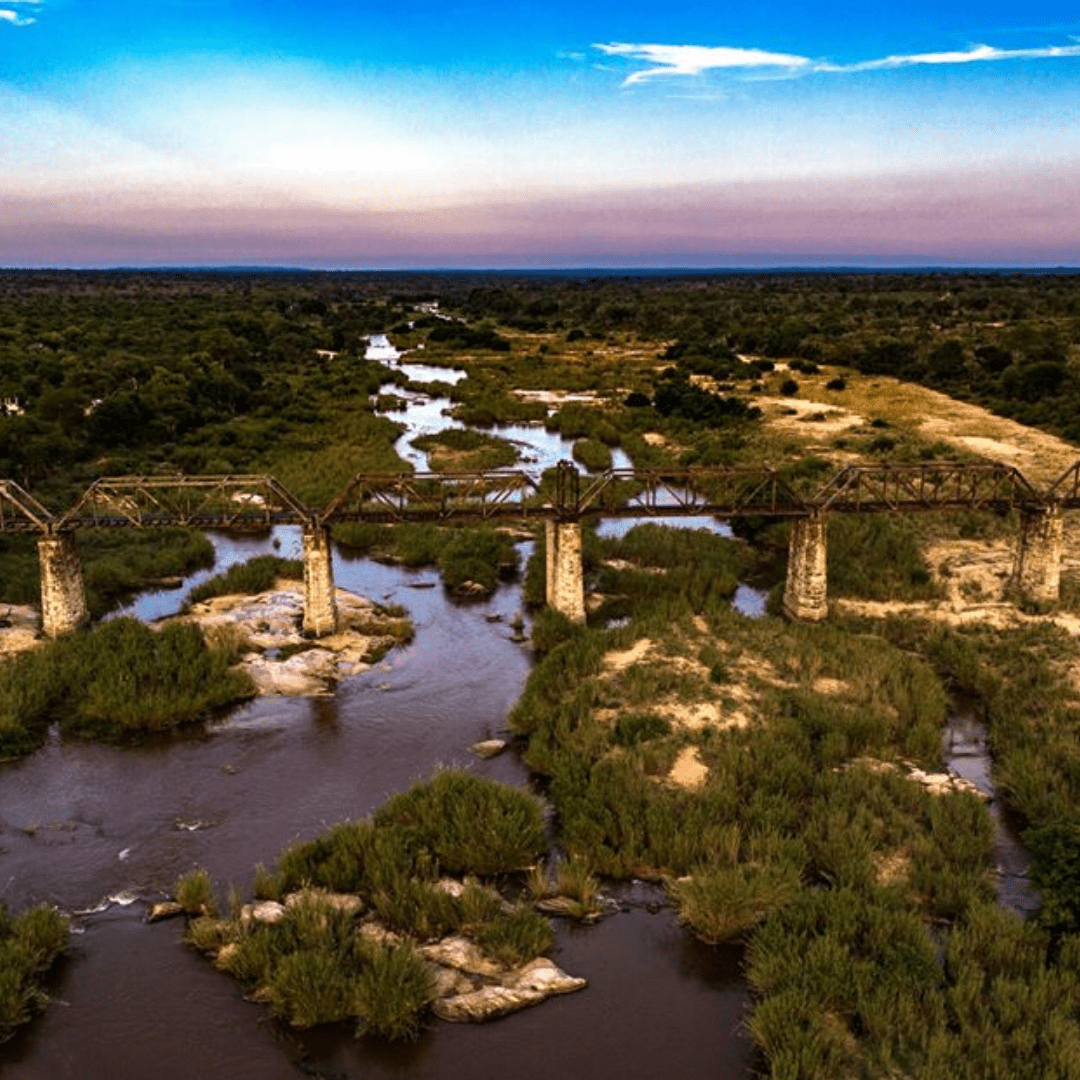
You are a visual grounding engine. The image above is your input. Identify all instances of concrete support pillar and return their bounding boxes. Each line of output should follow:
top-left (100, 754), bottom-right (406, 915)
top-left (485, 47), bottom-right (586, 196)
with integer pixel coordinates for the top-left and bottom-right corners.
top-left (783, 513), bottom-right (828, 623)
top-left (302, 524), bottom-right (338, 637)
top-left (545, 519), bottom-right (585, 624)
top-left (38, 533), bottom-right (89, 637)
top-left (1012, 505), bottom-right (1063, 604)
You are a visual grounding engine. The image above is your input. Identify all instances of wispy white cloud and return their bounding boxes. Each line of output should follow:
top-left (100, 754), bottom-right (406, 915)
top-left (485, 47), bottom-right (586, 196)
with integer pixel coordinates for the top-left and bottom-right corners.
top-left (595, 43), bottom-right (810, 84)
top-left (595, 40), bottom-right (1080, 85)
top-left (0, 9), bottom-right (36, 25)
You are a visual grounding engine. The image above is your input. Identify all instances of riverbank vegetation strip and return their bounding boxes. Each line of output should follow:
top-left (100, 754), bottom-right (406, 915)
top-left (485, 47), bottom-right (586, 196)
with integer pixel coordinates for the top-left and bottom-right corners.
top-left (513, 520), bottom-right (1080, 1077)
top-left (0, 617), bottom-right (252, 757)
top-left (0, 902), bottom-right (68, 1044)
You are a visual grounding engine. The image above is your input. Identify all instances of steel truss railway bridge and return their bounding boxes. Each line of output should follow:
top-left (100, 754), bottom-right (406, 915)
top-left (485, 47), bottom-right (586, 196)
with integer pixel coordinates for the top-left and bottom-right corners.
top-left (4, 459), bottom-right (1077, 637)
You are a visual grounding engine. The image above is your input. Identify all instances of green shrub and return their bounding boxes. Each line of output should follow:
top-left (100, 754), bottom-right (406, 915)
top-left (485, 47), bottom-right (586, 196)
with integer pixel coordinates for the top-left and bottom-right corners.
top-left (186, 554), bottom-right (302, 606)
top-left (269, 948), bottom-right (355, 1028)
top-left (0, 903), bottom-right (68, 1044)
top-left (175, 867), bottom-right (218, 916)
top-left (612, 711), bottom-right (671, 747)
top-left (57, 619), bottom-right (252, 738)
top-left (475, 905), bottom-right (554, 966)
top-left (373, 770), bottom-right (546, 875)
top-left (670, 861), bottom-right (801, 943)
top-left (572, 438), bottom-right (613, 473)
top-left (354, 943), bottom-right (435, 1041)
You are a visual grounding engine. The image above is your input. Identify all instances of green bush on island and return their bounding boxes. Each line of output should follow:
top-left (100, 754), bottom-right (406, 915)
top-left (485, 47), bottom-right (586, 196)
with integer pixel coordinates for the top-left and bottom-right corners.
top-left (410, 428), bottom-right (519, 471)
top-left (185, 554), bottom-right (303, 606)
top-left (182, 771), bottom-right (550, 1040)
top-left (334, 522), bottom-right (520, 596)
top-left (0, 902), bottom-right (68, 1044)
top-left (571, 437), bottom-right (613, 473)
top-left (0, 617), bottom-right (252, 757)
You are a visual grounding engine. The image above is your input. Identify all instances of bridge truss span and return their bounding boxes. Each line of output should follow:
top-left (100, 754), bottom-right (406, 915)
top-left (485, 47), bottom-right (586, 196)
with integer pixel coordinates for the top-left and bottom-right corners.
top-left (813, 462), bottom-right (1044, 514)
top-left (320, 470), bottom-right (547, 526)
top-left (570, 465), bottom-right (810, 519)
top-left (55, 475), bottom-right (314, 531)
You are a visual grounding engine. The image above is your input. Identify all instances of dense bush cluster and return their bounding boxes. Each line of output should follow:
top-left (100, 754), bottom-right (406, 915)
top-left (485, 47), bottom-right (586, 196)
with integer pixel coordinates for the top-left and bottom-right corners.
top-left (182, 771), bottom-right (550, 1040)
top-left (0, 902), bottom-right (68, 1044)
top-left (0, 617), bottom-right (251, 757)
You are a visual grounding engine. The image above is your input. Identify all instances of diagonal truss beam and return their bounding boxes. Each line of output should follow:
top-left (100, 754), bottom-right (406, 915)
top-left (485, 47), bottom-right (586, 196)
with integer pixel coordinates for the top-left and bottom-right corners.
top-left (0, 480), bottom-right (55, 533)
top-left (1047, 462), bottom-right (1080, 508)
top-left (319, 470), bottom-right (545, 525)
top-left (55, 475), bottom-right (315, 530)
top-left (813, 462), bottom-right (1042, 513)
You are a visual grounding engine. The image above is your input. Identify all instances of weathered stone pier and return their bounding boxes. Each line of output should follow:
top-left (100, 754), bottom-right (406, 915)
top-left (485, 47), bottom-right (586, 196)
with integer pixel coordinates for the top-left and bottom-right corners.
top-left (37, 533), bottom-right (90, 638)
top-left (545, 519), bottom-right (585, 624)
top-left (783, 513), bottom-right (829, 622)
top-left (302, 524), bottom-right (338, 636)
top-left (1011, 505), bottom-right (1063, 604)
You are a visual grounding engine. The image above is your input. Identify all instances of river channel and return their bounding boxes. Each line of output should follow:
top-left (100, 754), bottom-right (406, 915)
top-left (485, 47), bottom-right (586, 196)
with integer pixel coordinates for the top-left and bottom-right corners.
top-left (1, 343), bottom-right (1033, 1077)
top-left (0, 346), bottom-right (757, 1079)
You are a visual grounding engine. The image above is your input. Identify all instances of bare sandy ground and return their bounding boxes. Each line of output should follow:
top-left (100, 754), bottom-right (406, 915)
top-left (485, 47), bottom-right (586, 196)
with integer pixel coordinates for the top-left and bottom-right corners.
top-left (755, 371), bottom-right (1080, 486)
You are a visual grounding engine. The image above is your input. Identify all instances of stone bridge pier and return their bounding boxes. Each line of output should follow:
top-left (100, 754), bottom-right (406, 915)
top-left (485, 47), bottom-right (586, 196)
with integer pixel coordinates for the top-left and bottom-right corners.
top-left (545, 519), bottom-right (585, 624)
top-left (783, 512), bottom-right (829, 622)
top-left (1011, 505), bottom-right (1063, 604)
top-left (38, 532), bottom-right (90, 637)
top-left (302, 524), bottom-right (338, 637)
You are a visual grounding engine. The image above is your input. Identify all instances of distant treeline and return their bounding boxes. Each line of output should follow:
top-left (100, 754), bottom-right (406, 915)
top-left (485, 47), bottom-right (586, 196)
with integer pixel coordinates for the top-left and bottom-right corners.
top-left (1, 269), bottom-right (1078, 501)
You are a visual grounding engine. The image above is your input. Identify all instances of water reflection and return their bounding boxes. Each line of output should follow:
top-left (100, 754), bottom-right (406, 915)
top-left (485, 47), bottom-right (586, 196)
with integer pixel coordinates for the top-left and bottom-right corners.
top-left (943, 707), bottom-right (1039, 915)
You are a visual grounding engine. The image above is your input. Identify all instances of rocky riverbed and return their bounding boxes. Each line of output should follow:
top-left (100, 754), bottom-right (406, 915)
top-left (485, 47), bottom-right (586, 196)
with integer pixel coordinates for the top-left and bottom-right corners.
top-left (175, 582), bottom-right (412, 696)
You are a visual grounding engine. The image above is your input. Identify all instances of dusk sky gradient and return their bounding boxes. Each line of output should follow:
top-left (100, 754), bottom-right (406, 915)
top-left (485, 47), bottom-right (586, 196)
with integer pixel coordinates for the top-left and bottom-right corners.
top-left (2, 0), bottom-right (1079, 267)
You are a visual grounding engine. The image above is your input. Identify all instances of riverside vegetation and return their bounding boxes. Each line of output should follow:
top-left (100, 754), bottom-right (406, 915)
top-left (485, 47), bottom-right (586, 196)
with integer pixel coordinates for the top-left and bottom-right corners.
top-left (513, 520), bottom-right (1080, 1077)
top-left (0, 902), bottom-right (68, 1045)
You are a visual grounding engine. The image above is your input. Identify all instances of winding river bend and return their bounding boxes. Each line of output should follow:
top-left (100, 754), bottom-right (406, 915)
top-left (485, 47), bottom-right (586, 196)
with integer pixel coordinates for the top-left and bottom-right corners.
top-left (1, 348), bottom-right (756, 1079)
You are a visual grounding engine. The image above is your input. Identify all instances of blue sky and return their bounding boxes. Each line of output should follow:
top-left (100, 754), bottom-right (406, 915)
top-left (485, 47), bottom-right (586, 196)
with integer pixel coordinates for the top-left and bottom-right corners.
top-left (2, 0), bottom-right (1079, 266)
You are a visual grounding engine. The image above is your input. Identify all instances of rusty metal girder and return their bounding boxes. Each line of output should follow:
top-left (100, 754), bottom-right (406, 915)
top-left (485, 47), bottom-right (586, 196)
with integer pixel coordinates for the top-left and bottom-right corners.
top-left (55, 475), bottom-right (313, 530)
top-left (813, 463), bottom-right (1042, 513)
top-left (0, 458), bottom-right (1075, 534)
top-left (573, 466), bottom-right (809, 518)
top-left (0, 480), bottom-right (55, 533)
top-left (321, 470), bottom-right (544, 524)
top-left (1046, 463), bottom-right (1080, 508)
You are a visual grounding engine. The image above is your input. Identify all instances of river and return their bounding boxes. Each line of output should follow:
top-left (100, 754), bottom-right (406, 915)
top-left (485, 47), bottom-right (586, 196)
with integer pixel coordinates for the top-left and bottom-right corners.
top-left (1, 342), bottom-right (1029, 1076)
top-left (0, 343), bottom-right (757, 1079)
